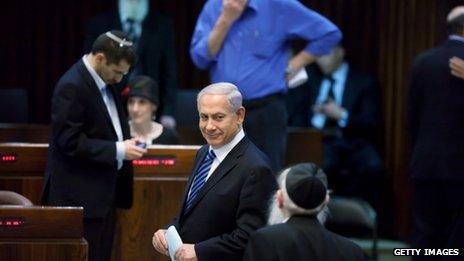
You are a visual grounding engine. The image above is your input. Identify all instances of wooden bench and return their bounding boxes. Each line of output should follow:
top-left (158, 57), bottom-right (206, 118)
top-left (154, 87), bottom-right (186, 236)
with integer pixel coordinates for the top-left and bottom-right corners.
top-left (0, 206), bottom-right (87, 261)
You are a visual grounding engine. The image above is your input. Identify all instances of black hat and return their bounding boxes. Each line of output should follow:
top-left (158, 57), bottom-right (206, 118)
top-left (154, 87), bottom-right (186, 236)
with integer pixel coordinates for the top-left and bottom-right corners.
top-left (285, 163), bottom-right (328, 210)
top-left (127, 75), bottom-right (160, 106)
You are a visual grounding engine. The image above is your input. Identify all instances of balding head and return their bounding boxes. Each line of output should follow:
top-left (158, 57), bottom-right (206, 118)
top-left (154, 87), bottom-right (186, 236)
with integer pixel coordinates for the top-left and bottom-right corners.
top-left (447, 6), bottom-right (464, 36)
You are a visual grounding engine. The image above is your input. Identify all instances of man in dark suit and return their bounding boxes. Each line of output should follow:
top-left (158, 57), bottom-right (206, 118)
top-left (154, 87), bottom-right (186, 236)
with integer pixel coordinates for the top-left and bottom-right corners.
top-left (287, 45), bottom-right (383, 209)
top-left (244, 163), bottom-right (364, 261)
top-left (152, 82), bottom-right (277, 261)
top-left (42, 31), bottom-right (147, 261)
top-left (407, 6), bottom-right (464, 253)
top-left (84, 0), bottom-right (177, 128)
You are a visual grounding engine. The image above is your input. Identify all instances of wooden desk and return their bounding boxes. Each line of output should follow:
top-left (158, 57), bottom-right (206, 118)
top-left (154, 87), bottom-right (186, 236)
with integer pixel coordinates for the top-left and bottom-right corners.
top-left (0, 124), bottom-right (50, 143)
top-left (0, 124), bottom-right (323, 167)
top-left (0, 206), bottom-right (87, 261)
top-left (0, 143), bottom-right (199, 261)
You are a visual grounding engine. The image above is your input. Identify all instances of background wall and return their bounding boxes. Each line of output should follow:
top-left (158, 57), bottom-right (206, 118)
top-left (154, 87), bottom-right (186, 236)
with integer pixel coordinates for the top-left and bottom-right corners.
top-left (1, 0), bottom-right (462, 240)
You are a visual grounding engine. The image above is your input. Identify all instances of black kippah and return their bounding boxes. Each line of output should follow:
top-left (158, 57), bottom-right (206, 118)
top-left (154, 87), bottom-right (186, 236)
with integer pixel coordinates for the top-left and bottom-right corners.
top-left (285, 165), bottom-right (327, 210)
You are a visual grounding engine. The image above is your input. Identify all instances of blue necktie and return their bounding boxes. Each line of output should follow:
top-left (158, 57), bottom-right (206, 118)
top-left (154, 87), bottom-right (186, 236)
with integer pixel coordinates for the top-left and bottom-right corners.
top-left (185, 149), bottom-right (216, 211)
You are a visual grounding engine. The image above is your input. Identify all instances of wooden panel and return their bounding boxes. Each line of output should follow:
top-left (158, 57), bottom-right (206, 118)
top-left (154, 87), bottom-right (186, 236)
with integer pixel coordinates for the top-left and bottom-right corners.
top-left (0, 206), bottom-right (87, 261)
top-left (0, 206), bottom-right (83, 238)
top-left (0, 239), bottom-right (87, 261)
top-left (113, 179), bottom-right (187, 261)
top-left (0, 143), bottom-right (198, 261)
top-left (285, 127), bottom-right (322, 167)
top-left (0, 124), bottom-right (50, 143)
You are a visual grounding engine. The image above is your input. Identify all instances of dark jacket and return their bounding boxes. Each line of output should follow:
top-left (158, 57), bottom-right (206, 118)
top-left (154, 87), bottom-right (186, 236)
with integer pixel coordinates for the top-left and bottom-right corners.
top-left (42, 59), bottom-right (133, 218)
top-left (170, 137), bottom-right (277, 261)
top-left (244, 215), bottom-right (364, 261)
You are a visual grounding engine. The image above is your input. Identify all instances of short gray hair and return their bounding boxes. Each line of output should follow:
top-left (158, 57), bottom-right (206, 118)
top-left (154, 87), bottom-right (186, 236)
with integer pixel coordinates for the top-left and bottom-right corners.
top-left (197, 82), bottom-right (243, 112)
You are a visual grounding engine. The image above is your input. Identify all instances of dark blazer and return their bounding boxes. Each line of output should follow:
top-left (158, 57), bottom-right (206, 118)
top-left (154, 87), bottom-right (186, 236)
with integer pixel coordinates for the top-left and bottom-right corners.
top-left (287, 64), bottom-right (381, 143)
top-left (42, 59), bottom-right (133, 218)
top-left (407, 39), bottom-right (464, 180)
top-left (84, 10), bottom-right (177, 118)
top-left (170, 136), bottom-right (277, 261)
top-left (243, 215), bottom-right (364, 261)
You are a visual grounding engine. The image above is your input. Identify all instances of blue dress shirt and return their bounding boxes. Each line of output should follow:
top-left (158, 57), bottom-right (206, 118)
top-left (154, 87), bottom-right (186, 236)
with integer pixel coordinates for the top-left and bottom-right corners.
top-left (190, 0), bottom-right (341, 100)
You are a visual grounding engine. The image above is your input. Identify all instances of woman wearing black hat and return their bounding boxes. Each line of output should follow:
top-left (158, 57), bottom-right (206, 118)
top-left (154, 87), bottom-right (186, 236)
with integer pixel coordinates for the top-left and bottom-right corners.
top-left (126, 75), bottom-right (179, 145)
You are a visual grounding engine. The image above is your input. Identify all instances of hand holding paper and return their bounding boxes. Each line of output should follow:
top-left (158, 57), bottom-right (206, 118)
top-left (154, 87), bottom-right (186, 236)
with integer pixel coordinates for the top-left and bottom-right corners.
top-left (288, 68), bottom-right (309, 89)
top-left (152, 229), bottom-right (169, 256)
top-left (166, 226), bottom-right (183, 261)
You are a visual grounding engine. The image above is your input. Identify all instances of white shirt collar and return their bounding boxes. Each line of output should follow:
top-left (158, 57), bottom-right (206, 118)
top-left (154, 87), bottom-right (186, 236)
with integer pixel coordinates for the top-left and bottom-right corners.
top-left (449, 35), bottom-right (464, 43)
top-left (210, 128), bottom-right (245, 163)
top-left (82, 55), bottom-right (106, 91)
top-left (331, 62), bottom-right (349, 83)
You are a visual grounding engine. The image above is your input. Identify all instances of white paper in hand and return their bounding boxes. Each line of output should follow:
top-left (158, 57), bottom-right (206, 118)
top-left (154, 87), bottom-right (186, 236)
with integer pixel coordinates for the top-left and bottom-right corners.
top-left (288, 68), bottom-right (309, 89)
top-left (166, 226), bottom-right (183, 261)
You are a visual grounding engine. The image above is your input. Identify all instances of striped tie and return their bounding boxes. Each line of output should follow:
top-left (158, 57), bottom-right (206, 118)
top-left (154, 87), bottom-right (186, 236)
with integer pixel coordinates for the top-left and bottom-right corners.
top-left (185, 149), bottom-right (216, 211)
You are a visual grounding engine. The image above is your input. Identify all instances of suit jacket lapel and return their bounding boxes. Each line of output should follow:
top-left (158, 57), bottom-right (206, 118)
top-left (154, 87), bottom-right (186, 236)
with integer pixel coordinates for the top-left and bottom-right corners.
top-left (77, 60), bottom-right (117, 138)
top-left (308, 69), bottom-right (323, 120)
top-left (181, 137), bottom-right (249, 217)
top-left (108, 85), bottom-right (130, 139)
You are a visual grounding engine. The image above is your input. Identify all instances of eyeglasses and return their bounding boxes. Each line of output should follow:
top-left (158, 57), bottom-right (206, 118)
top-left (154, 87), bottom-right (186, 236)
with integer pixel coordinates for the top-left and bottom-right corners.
top-left (105, 32), bottom-right (133, 47)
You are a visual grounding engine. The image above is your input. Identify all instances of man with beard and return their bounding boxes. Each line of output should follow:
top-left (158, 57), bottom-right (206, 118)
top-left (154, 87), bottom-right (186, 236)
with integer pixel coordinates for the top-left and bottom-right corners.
top-left (244, 163), bottom-right (364, 261)
top-left (152, 82), bottom-right (277, 261)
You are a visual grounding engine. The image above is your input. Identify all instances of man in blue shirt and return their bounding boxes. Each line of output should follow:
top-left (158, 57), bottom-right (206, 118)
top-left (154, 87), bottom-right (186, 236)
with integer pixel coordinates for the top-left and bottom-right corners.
top-left (190, 0), bottom-right (341, 171)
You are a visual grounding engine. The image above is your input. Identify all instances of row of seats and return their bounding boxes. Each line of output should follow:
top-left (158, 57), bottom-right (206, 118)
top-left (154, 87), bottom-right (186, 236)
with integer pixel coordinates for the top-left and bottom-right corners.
top-left (0, 190), bottom-right (378, 259)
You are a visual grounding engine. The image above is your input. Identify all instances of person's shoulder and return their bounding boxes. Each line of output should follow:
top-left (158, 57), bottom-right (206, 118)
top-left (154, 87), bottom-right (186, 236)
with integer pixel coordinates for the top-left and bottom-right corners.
top-left (414, 41), bottom-right (452, 64)
top-left (253, 223), bottom-right (290, 240)
top-left (54, 61), bottom-right (90, 92)
top-left (325, 229), bottom-right (363, 253)
top-left (243, 138), bottom-right (272, 167)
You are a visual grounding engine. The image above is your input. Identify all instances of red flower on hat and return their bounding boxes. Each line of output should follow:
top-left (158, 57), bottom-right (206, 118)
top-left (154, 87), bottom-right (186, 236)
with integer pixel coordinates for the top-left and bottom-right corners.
top-left (121, 86), bottom-right (131, 97)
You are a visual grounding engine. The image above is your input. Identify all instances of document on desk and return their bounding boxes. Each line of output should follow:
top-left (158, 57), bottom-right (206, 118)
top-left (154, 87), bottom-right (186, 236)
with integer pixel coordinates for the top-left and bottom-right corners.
top-left (166, 225), bottom-right (183, 261)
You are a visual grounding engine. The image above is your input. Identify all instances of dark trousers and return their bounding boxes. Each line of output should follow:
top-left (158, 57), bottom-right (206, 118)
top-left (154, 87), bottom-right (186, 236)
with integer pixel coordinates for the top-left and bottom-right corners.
top-left (243, 94), bottom-right (287, 172)
top-left (322, 138), bottom-right (384, 209)
top-left (84, 207), bottom-right (117, 261)
top-left (412, 180), bottom-right (464, 260)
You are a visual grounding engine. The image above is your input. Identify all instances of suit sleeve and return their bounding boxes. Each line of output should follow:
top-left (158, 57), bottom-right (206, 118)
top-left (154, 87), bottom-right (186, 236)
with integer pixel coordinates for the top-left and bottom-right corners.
top-left (194, 165), bottom-right (277, 260)
top-left (345, 77), bottom-right (382, 130)
top-left (243, 232), bottom-right (278, 261)
top-left (51, 82), bottom-right (116, 166)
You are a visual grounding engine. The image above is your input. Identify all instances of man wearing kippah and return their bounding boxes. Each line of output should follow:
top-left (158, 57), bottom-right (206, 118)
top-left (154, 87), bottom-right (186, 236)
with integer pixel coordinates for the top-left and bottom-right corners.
top-left (243, 163), bottom-right (364, 261)
top-left (42, 31), bottom-right (147, 261)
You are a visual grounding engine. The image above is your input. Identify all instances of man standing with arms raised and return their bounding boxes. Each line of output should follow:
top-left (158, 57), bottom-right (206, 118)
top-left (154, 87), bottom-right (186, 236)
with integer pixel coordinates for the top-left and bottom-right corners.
top-left (190, 0), bottom-right (341, 171)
